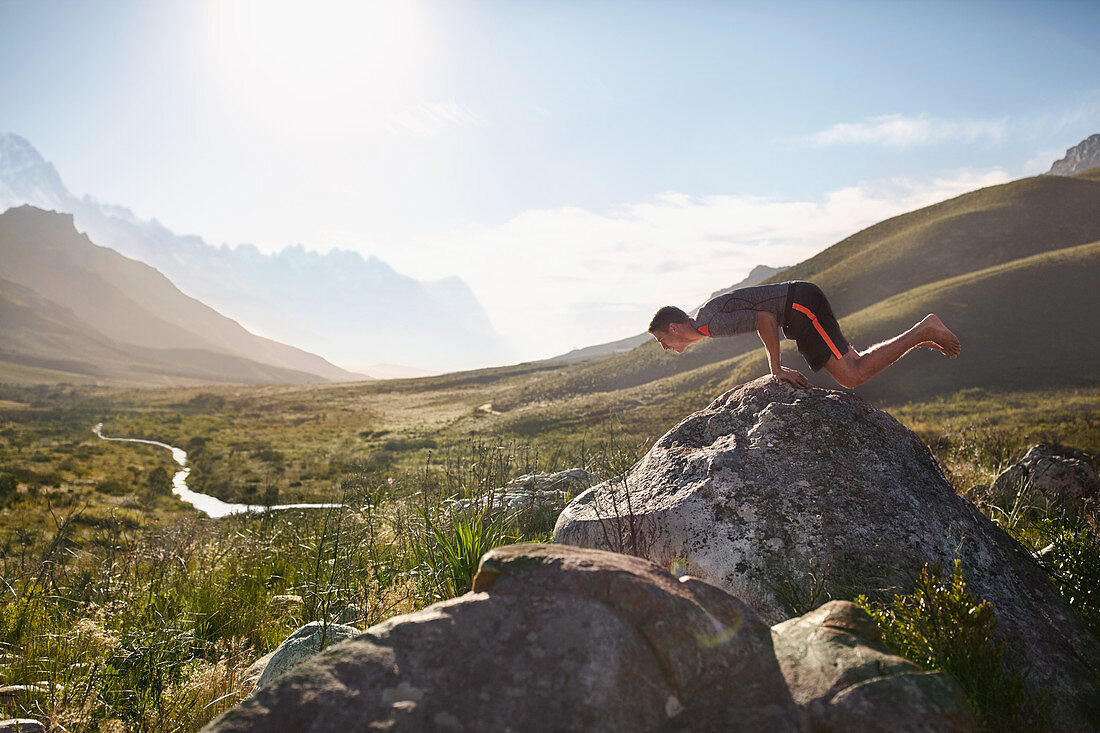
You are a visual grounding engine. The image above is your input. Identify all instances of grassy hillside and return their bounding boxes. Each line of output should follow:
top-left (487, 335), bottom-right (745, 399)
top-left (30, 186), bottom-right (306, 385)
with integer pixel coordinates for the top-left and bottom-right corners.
top-left (767, 174), bottom-right (1100, 315)
top-left (507, 172), bottom-right (1100, 404)
top-left (837, 240), bottom-right (1100, 401)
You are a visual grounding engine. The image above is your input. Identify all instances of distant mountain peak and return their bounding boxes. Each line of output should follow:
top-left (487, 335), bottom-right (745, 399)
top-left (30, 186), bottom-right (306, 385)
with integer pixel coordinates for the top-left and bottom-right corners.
top-left (1047, 133), bottom-right (1100, 176)
top-left (0, 133), bottom-right (70, 212)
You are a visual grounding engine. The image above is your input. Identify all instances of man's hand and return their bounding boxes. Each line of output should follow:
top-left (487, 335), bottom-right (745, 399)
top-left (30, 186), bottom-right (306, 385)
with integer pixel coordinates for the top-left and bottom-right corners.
top-left (771, 366), bottom-right (808, 389)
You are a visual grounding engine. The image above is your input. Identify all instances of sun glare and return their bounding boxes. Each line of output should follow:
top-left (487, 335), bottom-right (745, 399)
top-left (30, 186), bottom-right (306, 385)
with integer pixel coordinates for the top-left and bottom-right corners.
top-left (205, 0), bottom-right (430, 133)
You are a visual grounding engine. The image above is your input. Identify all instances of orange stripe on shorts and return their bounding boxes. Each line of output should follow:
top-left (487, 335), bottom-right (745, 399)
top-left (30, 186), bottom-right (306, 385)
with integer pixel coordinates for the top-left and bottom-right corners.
top-left (791, 302), bottom-right (844, 360)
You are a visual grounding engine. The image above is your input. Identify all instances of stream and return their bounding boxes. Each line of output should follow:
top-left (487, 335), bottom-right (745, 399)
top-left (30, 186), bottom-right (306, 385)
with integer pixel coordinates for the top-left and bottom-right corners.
top-left (93, 423), bottom-right (341, 518)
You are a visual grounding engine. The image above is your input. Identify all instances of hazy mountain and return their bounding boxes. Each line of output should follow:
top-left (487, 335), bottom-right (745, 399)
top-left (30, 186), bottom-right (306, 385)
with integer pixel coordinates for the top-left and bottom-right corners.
top-left (0, 133), bottom-right (509, 371)
top-left (1047, 133), bottom-right (1100, 176)
top-left (0, 205), bottom-right (365, 385)
top-left (543, 263), bottom-right (788, 363)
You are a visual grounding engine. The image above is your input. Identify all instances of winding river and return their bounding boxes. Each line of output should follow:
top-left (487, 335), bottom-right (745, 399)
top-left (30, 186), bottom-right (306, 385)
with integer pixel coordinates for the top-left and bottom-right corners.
top-left (94, 423), bottom-right (341, 518)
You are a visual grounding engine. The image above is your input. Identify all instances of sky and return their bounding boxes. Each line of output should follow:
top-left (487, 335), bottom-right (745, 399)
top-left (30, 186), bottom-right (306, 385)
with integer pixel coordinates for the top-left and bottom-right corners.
top-left (2, 0), bottom-right (1099, 365)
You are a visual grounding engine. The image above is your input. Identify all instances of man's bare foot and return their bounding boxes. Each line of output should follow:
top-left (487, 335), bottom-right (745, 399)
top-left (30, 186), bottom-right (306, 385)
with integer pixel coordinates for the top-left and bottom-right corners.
top-left (917, 340), bottom-right (948, 356)
top-left (919, 314), bottom-right (961, 358)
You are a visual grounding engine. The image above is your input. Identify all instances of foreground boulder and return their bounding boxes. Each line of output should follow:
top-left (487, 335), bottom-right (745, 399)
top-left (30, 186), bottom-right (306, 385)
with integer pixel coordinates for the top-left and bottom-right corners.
top-left (553, 377), bottom-right (1100, 729)
top-left (205, 544), bottom-right (802, 732)
top-left (772, 601), bottom-right (974, 732)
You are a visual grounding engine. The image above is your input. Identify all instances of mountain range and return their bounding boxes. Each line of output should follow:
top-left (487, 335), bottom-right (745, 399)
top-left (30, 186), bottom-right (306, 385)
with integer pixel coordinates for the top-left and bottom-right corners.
top-left (0, 205), bottom-right (367, 385)
top-left (0, 133), bottom-right (508, 372)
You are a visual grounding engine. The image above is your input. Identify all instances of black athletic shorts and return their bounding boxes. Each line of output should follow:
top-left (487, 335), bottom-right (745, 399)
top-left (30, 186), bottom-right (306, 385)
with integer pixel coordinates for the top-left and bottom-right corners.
top-left (782, 282), bottom-right (850, 372)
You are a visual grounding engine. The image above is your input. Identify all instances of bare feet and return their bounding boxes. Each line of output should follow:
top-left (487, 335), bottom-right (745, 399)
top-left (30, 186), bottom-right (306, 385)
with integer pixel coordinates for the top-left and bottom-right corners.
top-left (918, 314), bottom-right (961, 358)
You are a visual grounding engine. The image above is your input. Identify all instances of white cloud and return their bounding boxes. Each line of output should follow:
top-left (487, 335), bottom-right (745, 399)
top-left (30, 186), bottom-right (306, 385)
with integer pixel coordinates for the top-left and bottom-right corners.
top-left (367, 168), bottom-right (1010, 361)
top-left (805, 113), bottom-right (1008, 148)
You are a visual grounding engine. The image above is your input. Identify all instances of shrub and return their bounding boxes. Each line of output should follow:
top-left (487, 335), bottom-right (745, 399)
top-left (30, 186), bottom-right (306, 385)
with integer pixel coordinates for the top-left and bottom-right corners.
top-left (0, 473), bottom-right (16, 505)
top-left (1043, 528), bottom-right (1100, 637)
top-left (857, 560), bottom-right (1044, 731)
top-left (145, 466), bottom-right (173, 496)
top-left (96, 480), bottom-right (130, 496)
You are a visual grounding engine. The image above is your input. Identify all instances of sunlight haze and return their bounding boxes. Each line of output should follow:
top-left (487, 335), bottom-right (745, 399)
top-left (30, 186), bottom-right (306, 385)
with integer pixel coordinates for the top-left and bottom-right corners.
top-left (1, 0), bottom-right (1098, 368)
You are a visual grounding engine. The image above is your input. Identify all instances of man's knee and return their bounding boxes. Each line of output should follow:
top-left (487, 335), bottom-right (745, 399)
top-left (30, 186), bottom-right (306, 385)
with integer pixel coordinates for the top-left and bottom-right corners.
top-left (828, 356), bottom-right (865, 389)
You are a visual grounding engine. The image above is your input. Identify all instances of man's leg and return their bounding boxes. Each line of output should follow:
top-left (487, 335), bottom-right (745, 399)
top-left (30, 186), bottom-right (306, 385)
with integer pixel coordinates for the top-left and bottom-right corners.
top-left (824, 314), bottom-right (960, 388)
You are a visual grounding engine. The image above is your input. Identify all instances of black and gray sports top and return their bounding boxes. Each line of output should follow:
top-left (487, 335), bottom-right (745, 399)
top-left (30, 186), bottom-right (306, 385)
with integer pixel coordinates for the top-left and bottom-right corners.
top-left (691, 282), bottom-right (791, 337)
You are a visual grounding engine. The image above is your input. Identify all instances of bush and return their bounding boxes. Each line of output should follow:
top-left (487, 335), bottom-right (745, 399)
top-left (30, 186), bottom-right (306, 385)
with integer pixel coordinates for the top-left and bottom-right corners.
top-left (145, 466), bottom-right (173, 496)
top-left (0, 473), bottom-right (16, 505)
top-left (1044, 528), bottom-right (1100, 637)
top-left (96, 480), bottom-right (130, 496)
top-left (856, 560), bottom-right (1044, 731)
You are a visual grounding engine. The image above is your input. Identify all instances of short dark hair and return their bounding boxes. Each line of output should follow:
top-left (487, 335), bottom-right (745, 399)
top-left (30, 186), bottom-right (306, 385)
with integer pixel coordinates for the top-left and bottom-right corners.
top-left (648, 305), bottom-right (691, 333)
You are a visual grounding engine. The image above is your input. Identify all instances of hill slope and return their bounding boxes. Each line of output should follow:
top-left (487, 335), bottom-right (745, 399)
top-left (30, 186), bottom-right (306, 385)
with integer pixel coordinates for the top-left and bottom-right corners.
top-left (0, 277), bottom-right (324, 385)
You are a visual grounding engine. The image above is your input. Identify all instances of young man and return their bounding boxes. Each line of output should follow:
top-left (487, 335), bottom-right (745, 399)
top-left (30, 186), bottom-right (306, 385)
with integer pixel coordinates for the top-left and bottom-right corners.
top-left (648, 281), bottom-right (961, 389)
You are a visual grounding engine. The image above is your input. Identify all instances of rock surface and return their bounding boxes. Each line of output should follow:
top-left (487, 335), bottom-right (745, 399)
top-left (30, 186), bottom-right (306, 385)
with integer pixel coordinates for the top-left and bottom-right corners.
top-left (252, 620), bottom-right (361, 692)
top-left (991, 443), bottom-right (1099, 508)
top-left (0, 720), bottom-right (44, 733)
top-left (772, 601), bottom-right (975, 732)
top-left (1047, 133), bottom-right (1100, 176)
top-left (449, 469), bottom-right (597, 526)
top-left (553, 377), bottom-right (1100, 729)
top-left (204, 543), bottom-right (802, 732)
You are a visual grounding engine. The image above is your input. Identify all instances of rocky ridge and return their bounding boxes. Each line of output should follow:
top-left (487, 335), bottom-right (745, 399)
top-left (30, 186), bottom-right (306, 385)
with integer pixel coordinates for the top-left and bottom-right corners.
top-left (1047, 133), bottom-right (1100, 176)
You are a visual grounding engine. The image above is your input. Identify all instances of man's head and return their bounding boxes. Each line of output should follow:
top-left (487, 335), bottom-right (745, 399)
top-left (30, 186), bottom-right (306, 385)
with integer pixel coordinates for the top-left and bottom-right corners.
top-left (648, 306), bottom-right (698, 353)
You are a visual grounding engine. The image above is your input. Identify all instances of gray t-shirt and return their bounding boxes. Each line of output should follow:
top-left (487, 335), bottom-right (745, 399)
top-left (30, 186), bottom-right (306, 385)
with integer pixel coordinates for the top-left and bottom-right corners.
top-left (691, 282), bottom-right (790, 337)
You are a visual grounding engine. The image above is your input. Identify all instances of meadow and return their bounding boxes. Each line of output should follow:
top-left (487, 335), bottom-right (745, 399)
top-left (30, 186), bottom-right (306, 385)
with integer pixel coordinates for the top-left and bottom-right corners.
top-left (0, 369), bottom-right (1097, 731)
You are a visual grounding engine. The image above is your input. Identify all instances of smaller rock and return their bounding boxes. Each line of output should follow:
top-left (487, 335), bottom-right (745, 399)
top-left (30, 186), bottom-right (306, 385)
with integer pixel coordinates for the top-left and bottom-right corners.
top-left (0, 720), bottom-right (45, 733)
top-left (505, 468), bottom-right (597, 493)
top-left (448, 469), bottom-right (596, 532)
top-left (991, 444), bottom-right (1099, 509)
top-left (0, 686), bottom-right (35, 705)
top-left (336, 603), bottom-right (362, 625)
top-left (253, 621), bottom-right (360, 692)
top-left (267, 595), bottom-right (303, 615)
top-left (242, 650), bottom-right (275, 691)
top-left (772, 600), bottom-right (976, 732)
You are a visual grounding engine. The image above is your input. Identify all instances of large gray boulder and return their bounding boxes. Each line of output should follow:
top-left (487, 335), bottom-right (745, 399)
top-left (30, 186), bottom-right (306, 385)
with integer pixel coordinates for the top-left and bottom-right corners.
top-left (772, 600), bottom-right (975, 732)
top-left (204, 543), bottom-right (802, 732)
top-left (553, 377), bottom-right (1100, 730)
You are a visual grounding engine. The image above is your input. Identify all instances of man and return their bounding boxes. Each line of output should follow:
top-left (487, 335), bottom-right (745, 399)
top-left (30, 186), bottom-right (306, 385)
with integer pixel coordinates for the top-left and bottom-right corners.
top-left (648, 281), bottom-right (961, 389)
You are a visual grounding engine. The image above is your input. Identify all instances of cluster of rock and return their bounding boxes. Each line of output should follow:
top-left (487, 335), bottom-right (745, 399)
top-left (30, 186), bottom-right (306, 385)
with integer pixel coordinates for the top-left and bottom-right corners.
top-left (553, 379), bottom-right (1100, 728)
top-left (205, 379), bottom-right (1100, 731)
top-left (206, 544), bottom-right (974, 732)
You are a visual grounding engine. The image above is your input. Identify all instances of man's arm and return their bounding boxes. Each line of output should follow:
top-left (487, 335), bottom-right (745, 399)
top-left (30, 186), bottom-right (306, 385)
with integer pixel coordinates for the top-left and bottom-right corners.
top-left (756, 311), bottom-right (809, 388)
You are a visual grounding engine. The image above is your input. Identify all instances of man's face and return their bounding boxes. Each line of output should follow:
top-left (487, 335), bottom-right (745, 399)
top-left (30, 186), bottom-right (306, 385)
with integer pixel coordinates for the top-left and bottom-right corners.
top-left (653, 323), bottom-right (692, 353)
